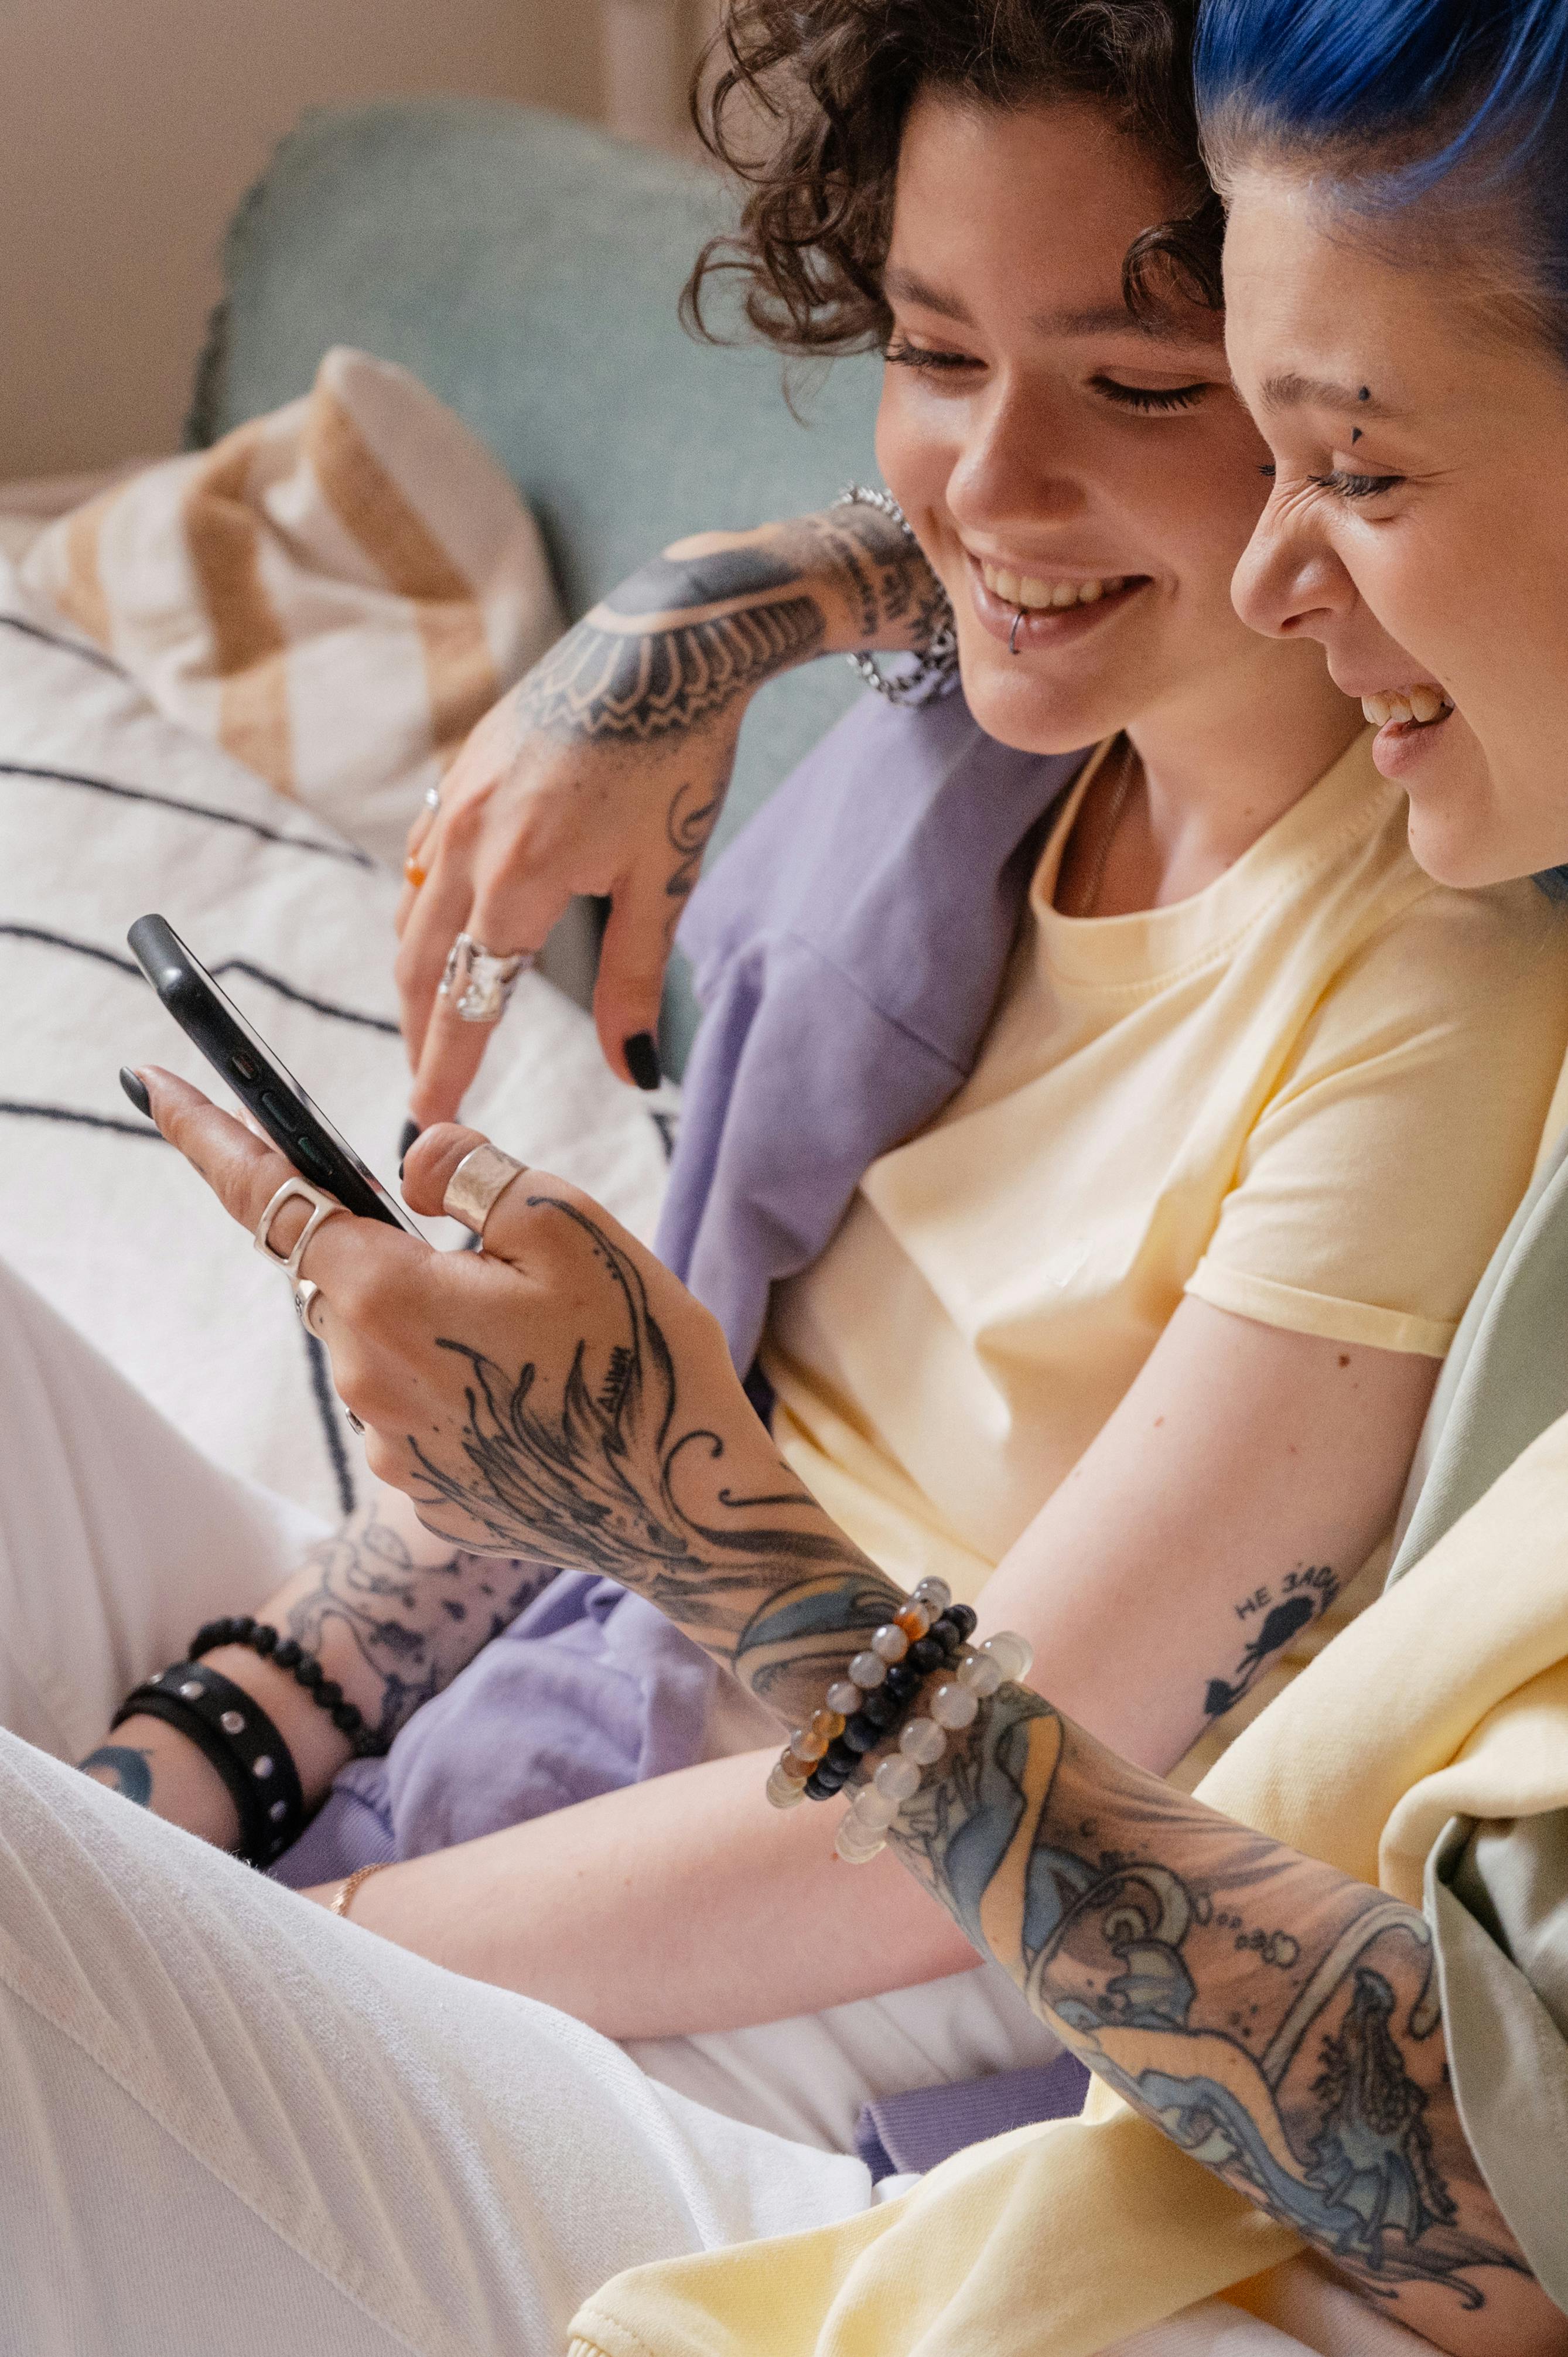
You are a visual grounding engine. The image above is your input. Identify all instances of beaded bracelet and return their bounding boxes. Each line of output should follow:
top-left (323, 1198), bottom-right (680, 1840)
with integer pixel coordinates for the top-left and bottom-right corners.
top-left (189, 1615), bottom-right (388, 1759)
top-left (765, 1579), bottom-right (975, 1810)
top-left (833, 1628), bottom-right (1033, 1864)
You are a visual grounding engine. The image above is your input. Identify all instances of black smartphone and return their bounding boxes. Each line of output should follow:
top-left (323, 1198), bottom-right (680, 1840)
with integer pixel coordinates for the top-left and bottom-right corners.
top-left (128, 913), bottom-right (416, 1232)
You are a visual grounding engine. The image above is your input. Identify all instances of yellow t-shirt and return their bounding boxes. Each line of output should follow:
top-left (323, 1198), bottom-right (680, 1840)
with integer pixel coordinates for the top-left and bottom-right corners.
top-left (760, 733), bottom-right (1568, 1606)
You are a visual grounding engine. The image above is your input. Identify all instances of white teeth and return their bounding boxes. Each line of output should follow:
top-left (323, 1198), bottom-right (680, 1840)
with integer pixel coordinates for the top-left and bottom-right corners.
top-left (1362, 687), bottom-right (1454, 730)
top-left (983, 562), bottom-right (1126, 609)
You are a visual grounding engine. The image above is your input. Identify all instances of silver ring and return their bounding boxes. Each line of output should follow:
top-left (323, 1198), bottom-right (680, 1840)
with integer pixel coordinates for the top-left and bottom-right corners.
top-left (443, 1141), bottom-right (527, 1239)
top-left (423, 785), bottom-right (441, 811)
top-left (438, 933), bottom-right (537, 1025)
top-left (346, 1410), bottom-right (365, 1435)
top-left (255, 1176), bottom-right (347, 1281)
top-left (293, 1278), bottom-right (327, 1337)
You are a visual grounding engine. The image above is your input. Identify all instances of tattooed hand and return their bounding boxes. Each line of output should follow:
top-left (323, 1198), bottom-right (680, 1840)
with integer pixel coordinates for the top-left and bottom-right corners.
top-left (394, 503), bottom-right (945, 1124)
top-left (141, 1073), bottom-right (905, 1728)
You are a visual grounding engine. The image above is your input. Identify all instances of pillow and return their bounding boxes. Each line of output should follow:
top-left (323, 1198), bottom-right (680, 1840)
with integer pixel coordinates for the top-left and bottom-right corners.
top-left (22, 347), bottom-right (561, 870)
top-left (0, 545), bottom-right (669, 1524)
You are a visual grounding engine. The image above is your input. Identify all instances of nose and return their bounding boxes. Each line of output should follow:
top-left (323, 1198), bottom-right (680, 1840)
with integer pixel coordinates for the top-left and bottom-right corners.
top-left (944, 374), bottom-right (1090, 535)
top-left (1231, 480), bottom-right (1355, 645)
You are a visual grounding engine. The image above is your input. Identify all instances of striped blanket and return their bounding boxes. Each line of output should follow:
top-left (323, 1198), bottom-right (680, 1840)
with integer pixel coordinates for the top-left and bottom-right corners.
top-left (0, 427), bottom-right (669, 1521)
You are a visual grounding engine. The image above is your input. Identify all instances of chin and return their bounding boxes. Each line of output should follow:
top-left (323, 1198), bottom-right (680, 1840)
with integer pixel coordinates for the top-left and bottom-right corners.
top-left (956, 646), bottom-right (1112, 758)
top-left (1404, 801), bottom-right (1542, 892)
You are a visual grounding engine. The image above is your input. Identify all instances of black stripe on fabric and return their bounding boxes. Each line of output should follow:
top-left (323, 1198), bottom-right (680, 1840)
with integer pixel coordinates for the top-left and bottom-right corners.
top-left (0, 1098), bottom-right (167, 1140)
top-left (0, 925), bottom-right (399, 1036)
top-left (0, 759), bottom-right (371, 868)
top-left (0, 613), bottom-right (126, 675)
top-left (304, 1328), bottom-right (357, 1517)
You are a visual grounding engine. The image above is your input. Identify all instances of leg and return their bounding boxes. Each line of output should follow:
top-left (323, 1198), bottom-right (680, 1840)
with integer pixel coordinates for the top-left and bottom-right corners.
top-left (0, 1727), bottom-right (876, 2356)
top-left (0, 1257), bottom-right (324, 1757)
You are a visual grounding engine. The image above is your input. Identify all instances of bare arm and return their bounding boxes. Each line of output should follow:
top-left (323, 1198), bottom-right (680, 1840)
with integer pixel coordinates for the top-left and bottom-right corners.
top-left (397, 501), bottom-right (948, 1119)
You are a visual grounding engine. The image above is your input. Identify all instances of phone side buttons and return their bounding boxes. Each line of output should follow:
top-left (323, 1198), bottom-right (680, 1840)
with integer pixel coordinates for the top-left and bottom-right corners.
top-left (293, 1137), bottom-right (336, 1185)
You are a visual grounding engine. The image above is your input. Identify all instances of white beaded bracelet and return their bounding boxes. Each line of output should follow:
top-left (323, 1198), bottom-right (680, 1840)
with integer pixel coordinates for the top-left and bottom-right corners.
top-left (834, 1628), bottom-right (1034, 1864)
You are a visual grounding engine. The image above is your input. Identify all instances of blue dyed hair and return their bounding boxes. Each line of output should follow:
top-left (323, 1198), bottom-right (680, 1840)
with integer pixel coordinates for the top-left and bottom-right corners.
top-left (1195, 0), bottom-right (1568, 340)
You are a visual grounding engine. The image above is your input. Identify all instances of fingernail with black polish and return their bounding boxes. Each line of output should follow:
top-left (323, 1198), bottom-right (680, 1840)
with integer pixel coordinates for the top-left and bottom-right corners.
top-left (119, 1066), bottom-right (152, 1120)
top-left (623, 1033), bottom-right (661, 1092)
top-left (398, 1117), bottom-right (421, 1178)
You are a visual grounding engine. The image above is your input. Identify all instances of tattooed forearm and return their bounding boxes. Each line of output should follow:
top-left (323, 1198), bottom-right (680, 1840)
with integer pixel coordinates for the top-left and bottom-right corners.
top-left (887, 1687), bottom-right (1531, 2332)
top-left (513, 506), bottom-right (947, 746)
top-left (1205, 1564), bottom-right (1340, 1722)
top-left (279, 1499), bottom-right (557, 1748)
top-left (79, 1744), bottom-right (153, 1807)
top-left (404, 1194), bottom-right (905, 1724)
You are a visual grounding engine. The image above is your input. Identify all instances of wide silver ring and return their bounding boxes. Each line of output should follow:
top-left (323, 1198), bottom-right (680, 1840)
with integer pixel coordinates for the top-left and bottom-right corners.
top-left (254, 1176), bottom-right (346, 1281)
top-left (423, 784), bottom-right (442, 811)
top-left (443, 1141), bottom-right (527, 1239)
top-left (293, 1278), bottom-right (327, 1337)
top-left (438, 932), bottom-right (537, 1024)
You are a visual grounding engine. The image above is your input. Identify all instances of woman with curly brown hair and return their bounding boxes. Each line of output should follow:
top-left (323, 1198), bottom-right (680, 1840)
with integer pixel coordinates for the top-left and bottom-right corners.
top-left (0, 3), bottom-right (1564, 2349)
top-left (182, 0), bottom-right (1567, 2102)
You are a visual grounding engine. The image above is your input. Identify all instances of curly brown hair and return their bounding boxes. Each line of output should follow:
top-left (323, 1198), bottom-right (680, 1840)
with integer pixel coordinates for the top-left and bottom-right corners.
top-left (685, 0), bottom-right (1225, 354)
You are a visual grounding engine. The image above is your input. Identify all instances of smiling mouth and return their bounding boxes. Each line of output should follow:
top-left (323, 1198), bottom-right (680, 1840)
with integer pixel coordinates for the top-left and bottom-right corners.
top-left (1361, 687), bottom-right (1454, 732)
top-left (978, 559), bottom-right (1142, 609)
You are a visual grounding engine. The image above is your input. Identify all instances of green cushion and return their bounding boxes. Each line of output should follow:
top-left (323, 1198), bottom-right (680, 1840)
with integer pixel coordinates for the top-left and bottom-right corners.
top-left (193, 98), bottom-right (883, 1070)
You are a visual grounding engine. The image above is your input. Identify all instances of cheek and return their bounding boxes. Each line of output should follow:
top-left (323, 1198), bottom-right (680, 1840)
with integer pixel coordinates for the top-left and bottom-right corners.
top-left (874, 377), bottom-right (959, 550)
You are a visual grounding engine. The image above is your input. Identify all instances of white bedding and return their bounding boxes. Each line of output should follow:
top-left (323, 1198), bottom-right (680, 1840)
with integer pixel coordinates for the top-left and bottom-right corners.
top-left (0, 554), bottom-right (671, 1522)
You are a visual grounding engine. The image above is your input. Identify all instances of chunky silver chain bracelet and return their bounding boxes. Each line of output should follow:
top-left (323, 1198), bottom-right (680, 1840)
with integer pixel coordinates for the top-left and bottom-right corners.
top-left (832, 485), bottom-right (961, 707)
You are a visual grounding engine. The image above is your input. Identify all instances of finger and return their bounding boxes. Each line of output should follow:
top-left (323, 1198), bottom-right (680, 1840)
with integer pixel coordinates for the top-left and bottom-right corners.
top-left (394, 845), bottom-right (476, 1073)
top-left (593, 868), bottom-right (674, 1089)
top-left (405, 862), bottom-right (566, 1129)
top-left (409, 1004), bottom-right (493, 1131)
top-left (139, 1066), bottom-right (426, 1285)
top-left (399, 1123), bottom-right (495, 1219)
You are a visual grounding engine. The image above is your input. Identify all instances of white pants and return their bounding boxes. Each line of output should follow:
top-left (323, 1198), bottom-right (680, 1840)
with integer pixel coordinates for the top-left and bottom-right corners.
top-left (0, 1261), bottom-right (1420, 2354)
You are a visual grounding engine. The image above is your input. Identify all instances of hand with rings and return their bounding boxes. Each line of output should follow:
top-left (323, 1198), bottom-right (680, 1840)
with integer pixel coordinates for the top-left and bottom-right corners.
top-left (131, 1064), bottom-right (782, 1578)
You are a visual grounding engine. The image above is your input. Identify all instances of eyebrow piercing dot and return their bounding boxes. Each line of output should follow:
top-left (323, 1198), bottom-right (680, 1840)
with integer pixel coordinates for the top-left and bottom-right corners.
top-left (1351, 427), bottom-right (1363, 444)
top-left (1357, 386), bottom-right (1371, 401)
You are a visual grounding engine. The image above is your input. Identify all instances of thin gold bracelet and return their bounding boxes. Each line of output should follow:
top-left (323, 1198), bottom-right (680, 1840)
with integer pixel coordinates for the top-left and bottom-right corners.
top-left (329, 1861), bottom-right (391, 1920)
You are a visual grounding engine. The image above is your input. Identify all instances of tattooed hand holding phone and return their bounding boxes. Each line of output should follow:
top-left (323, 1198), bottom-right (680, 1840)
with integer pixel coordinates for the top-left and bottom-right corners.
top-left (136, 1066), bottom-right (1553, 2352)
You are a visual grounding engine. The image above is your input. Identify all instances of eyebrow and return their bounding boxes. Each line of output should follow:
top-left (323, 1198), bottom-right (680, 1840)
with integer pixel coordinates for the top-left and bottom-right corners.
top-left (882, 267), bottom-right (1215, 345)
top-left (1259, 370), bottom-right (1399, 418)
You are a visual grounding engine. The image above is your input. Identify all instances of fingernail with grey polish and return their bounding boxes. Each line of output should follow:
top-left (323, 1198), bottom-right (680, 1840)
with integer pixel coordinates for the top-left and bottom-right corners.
top-left (624, 1033), bottom-right (661, 1092)
top-left (398, 1117), bottom-right (421, 1177)
top-left (119, 1067), bottom-right (152, 1120)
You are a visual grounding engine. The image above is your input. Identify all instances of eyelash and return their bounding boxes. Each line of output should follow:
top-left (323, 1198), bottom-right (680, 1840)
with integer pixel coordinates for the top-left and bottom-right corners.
top-left (1258, 463), bottom-right (1405, 502)
top-left (882, 342), bottom-right (1209, 414)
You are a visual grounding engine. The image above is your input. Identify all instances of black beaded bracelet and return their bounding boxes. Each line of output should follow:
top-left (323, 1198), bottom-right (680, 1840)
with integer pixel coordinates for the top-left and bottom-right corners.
top-left (803, 1604), bottom-right (971, 1802)
top-left (189, 1615), bottom-right (387, 1759)
top-left (113, 1662), bottom-right (307, 1868)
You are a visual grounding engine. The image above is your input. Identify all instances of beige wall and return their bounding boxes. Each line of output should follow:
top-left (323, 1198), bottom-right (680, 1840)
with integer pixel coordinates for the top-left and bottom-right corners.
top-left (0, 0), bottom-right (608, 477)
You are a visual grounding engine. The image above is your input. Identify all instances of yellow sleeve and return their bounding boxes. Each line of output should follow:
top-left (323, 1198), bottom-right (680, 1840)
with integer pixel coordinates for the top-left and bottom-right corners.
top-left (1186, 879), bottom-right (1568, 1355)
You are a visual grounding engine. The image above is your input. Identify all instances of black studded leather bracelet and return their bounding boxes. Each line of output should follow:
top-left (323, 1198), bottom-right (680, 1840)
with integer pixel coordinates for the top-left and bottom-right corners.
top-left (112, 1662), bottom-right (307, 1868)
top-left (189, 1615), bottom-right (388, 1759)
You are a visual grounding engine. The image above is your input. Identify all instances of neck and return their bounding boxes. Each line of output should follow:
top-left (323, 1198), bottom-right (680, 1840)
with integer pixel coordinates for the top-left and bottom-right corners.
top-left (1105, 642), bottom-right (1364, 915)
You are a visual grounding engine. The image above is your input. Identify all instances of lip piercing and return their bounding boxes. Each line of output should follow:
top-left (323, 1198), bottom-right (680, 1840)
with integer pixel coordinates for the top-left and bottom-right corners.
top-left (1009, 606), bottom-right (1026, 656)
